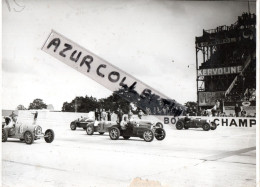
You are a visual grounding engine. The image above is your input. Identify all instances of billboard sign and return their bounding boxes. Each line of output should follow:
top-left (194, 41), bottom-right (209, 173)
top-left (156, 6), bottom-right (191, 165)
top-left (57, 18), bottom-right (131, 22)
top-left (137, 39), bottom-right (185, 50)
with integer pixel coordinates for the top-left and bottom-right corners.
top-left (198, 91), bottom-right (225, 106)
top-left (41, 30), bottom-right (185, 115)
top-left (198, 66), bottom-right (242, 76)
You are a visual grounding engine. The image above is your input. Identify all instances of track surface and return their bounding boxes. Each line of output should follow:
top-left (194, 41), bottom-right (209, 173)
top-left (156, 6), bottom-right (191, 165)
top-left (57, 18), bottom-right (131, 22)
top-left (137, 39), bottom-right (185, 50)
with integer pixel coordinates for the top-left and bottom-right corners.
top-left (2, 124), bottom-right (256, 187)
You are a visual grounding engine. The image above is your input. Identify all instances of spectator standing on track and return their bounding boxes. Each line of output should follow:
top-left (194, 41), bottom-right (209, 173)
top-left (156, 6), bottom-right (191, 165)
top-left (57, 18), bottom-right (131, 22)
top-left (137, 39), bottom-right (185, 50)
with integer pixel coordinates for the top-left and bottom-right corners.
top-left (101, 109), bottom-right (107, 121)
top-left (95, 108), bottom-right (99, 121)
top-left (117, 108), bottom-right (124, 123)
top-left (138, 109), bottom-right (144, 119)
top-left (98, 108), bottom-right (102, 121)
top-left (128, 109), bottom-right (133, 120)
top-left (9, 111), bottom-right (17, 123)
top-left (31, 111), bottom-right (38, 124)
top-left (234, 103), bottom-right (241, 117)
top-left (107, 109), bottom-right (111, 121)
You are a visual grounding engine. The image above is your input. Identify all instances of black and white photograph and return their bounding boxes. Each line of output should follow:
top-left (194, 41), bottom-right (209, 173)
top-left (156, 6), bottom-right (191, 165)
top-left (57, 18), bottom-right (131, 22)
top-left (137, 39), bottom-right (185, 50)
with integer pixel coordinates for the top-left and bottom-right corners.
top-left (1, 0), bottom-right (259, 186)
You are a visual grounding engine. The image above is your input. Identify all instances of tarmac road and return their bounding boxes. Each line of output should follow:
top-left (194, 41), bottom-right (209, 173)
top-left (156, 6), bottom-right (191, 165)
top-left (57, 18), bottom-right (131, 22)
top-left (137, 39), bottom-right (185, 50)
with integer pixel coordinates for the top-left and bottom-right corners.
top-left (2, 123), bottom-right (256, 187)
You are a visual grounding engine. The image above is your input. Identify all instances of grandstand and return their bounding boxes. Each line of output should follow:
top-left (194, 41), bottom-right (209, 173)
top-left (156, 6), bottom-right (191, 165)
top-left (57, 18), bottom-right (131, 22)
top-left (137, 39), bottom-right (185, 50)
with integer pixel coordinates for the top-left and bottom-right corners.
top-left (195, 13), bottom-right (256, 115)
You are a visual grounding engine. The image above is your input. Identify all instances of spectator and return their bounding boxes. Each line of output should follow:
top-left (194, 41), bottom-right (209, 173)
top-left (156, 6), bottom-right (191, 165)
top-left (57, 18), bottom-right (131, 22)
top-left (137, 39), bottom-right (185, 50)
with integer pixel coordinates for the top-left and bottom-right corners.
top-left (138, 109), bottom-right (144, 119)
top-left (107, 109), bottom-right (111, 121)
top-left (101, 109), bottom-right (107, 121)
top-left (234, 103), bottom-right (241, 117)
top-left (95, 108), bottom-right (99, 121)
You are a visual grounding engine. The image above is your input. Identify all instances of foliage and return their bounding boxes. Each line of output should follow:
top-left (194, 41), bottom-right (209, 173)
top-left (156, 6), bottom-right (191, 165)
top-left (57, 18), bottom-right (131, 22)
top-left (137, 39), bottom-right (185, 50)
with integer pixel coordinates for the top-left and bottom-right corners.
top-left (28, 99), bottom-right (47, 110)
top-left (17, 105), bottom-right (26, 110)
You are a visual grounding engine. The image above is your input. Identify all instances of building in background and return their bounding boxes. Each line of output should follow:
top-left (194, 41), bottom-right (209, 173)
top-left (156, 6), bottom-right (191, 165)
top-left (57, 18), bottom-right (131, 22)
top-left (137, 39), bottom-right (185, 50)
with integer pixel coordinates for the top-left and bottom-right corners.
top-left (195, 13), bottom-right (256, 116)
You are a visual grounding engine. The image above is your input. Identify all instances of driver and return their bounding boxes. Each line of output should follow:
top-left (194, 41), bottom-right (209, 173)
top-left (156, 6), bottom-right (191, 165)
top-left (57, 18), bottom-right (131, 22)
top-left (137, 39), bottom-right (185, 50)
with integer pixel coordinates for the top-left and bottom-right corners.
top-left (120, 116), bottom-right (128, 130)
top-left (4, 117), bottom-right (15, 129)
top-left (184, 114), bottom-right (191, 123)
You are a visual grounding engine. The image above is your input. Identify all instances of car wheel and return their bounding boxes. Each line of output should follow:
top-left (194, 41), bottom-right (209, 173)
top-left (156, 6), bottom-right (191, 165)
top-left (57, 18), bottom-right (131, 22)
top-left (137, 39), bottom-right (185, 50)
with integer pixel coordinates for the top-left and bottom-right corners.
top-left (109, 127), bottom-right (120, 140)
top-left (2, 129), bottom-right (8, 142)
top-left (24, 131), bottom-right (34, 144)
top-left (203, 123), bottom-right (211, 131)
top-left (99, 132), bottom-right (105, 135)
top-left (44, 129), bottom-right (55, 143)
top-left (184, 124), bottom-right (189, 129)
top-left (123, 136), bottom-right (130, 140)
top-left (176, 121), bottom-right (184, 130)
top-left (155, 122), bottom-right (163, 128)
top-left (86, 126), bottom-right (94, 135)
top-left (210, 122), bottom-right (217, 130)
top-left (70, 123), bottom-right (76, 130)
top-left (143, 129), bottom-right (154, 142)
top-left (154, 128), bottom-right (166, 141)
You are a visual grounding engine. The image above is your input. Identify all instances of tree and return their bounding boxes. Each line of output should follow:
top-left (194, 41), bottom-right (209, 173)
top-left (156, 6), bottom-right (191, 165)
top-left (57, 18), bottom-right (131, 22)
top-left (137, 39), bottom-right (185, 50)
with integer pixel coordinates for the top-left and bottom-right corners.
top-left (28, 99), bottom-right (47, 110)
top-left (17, 105), bottom-right (26, 110)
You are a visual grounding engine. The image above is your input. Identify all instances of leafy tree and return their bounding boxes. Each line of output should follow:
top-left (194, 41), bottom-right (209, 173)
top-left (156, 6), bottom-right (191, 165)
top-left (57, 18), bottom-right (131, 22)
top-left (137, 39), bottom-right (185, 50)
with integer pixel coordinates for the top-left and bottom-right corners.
top-left (17, 105), bottom-right (26, 110)
top-left (28, 99), bottom-right (47, 110)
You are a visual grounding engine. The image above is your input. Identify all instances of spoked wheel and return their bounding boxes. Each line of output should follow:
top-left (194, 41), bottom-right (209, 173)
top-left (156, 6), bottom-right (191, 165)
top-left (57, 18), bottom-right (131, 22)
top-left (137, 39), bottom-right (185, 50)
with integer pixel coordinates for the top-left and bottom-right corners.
top-left (143, 129), bottom-right (154, 142)
top-left (210, 122), bottom-right (217, 130)
top-left (2, 129), bottom-right (8, 142)
top-left (44, 129), bottom-right (55, 143)
top-left (203, 123), bottom-right (211, 131)
top-left (70, 123), bottom-right (76, 130)
top-left (86, 126), bottom-right (94, 135)
top-left (154, 128), bottom-right (166, 141)
top-left (24, 131), bottom-right (34, 144)
top-left (109, 127), bottom-right (120, 140)
top-left (176, 121), bottom-right (184, 130)
top-left (155, 122), bottom-right (163, 128)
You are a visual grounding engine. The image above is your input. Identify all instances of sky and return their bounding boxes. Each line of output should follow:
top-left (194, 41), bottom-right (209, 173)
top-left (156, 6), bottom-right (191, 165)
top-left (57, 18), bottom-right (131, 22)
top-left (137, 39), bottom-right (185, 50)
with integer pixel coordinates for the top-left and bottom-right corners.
top-left (2, 0), bottom-right (256, 110)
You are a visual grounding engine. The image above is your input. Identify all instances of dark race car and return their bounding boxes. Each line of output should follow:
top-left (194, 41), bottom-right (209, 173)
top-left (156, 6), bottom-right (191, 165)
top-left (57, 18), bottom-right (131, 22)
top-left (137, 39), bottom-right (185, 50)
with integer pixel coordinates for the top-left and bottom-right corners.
top-left (107, 120), bottom-right (166, 142)
top-left (70, 117), bottom-right (94, 130)
top-left (2, 116), bottom-right (55, 144)
top-left (176, 117), bottom-right (217, 131)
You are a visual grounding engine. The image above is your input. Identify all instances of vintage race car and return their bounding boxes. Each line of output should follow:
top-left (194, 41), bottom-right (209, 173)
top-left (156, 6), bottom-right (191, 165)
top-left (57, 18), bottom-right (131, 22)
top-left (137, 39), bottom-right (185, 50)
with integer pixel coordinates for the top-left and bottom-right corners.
top-left (70, 117), bottom-right (94, 130)
top-left (176, 117), bottom-right (217, 131)
top-left (2, 116), bottom-right (55, 144)
top-left (86, 121), bottom-right (118, 135)
top-left (107, 120), bottom-right (166, 142)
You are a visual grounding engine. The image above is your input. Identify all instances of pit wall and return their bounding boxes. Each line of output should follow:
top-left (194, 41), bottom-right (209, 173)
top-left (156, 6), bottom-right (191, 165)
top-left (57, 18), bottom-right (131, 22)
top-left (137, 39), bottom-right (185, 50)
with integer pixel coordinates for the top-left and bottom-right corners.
top-left (16, 110), bottom-right (256, 129)
top-left (153, 116), bottom-right (256, 128)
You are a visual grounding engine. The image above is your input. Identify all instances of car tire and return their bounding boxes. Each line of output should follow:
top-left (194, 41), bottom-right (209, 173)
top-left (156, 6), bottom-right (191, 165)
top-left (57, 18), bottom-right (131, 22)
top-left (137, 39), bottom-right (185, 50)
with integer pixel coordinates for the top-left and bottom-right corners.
top-left (70, 123), bottom-right (76, 130)
top-left (24, 131), bottom-right (34, 144)
top-left (203, 123), bottom-right (211, 131)
top-left (2, 129), bottom-right (8, 142)
top-left (109, 127), bottom-right (120, 140)
top-left (86, 126), bottom-right (94, 135)
top-left (143, 129), bottom-right (154, 142)
top-left (184, 124), bottom-right (189, 129)
top-left (210, 122), bottom-right (217, 130)
top-left (99, 132), bottom-right (105, 135)
top-left (154, 128), bottom-right (166, 141)
top-left (176, 121), bottom-right (184, 130)
top-left (44, 129), bottom-right (55, 143)
top-left (123, 136), bottom-right (130, 140)
top-left (155, 122), bottom-right (163, 128)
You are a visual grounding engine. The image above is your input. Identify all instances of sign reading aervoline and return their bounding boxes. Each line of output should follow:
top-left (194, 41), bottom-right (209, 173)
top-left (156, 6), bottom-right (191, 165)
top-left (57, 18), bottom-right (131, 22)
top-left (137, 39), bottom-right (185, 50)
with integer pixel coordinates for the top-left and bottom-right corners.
top-left (198, 66), bottom-right (242, 76)
top-left (41, 30), bottom-right (185, 115)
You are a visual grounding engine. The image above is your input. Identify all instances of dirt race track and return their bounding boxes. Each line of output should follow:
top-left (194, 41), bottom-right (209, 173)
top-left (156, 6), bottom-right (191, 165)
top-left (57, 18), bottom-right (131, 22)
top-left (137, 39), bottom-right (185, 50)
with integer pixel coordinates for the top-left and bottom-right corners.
top-left (2, 123), bottom-right (256, 187)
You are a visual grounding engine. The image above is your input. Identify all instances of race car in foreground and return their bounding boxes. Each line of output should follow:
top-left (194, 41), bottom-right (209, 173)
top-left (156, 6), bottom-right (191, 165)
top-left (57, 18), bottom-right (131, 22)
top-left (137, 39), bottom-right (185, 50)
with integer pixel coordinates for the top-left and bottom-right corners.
top-left (70, 117), bottom-right (94, 130)
top-left (2, 116), bottom-right (55, 144)
top-left (107, 120), bottom-right (166, 142)
top-left (176, 117), bottom-right (217, 131)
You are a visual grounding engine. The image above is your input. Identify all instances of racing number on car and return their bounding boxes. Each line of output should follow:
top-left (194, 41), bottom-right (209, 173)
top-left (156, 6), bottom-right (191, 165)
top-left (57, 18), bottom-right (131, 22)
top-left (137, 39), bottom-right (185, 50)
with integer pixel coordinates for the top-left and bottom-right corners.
top-left (19, 125), bottom-right (23, 133)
